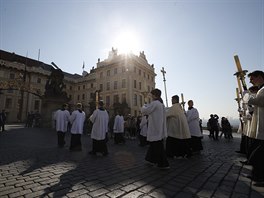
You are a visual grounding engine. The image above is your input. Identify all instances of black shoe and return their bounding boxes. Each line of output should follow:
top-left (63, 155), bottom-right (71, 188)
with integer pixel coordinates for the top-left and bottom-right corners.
top-left (235, 150), bottom-right (244, 154)
top-left (253, 182), bottom-right (264, 187)
top-left (89, 151), bottom-right (96, 155)
top-left (240, 160), bottom-right (248, 165)
top-left (241, 173), bottom-right (252, 179)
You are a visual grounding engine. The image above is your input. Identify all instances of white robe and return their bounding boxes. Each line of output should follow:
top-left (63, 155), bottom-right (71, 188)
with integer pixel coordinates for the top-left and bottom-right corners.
top-left (113, 115), bottom-right (124, 133)
top-left (54, 109), bottom-right (70, 132)
top-left (186, 107), bottom-right (202, 137)
top-left (248, 86), bottom-right (264, 140)
top-left (90, 109), bottom-right (109, 140)
top-left (141, 100), bottom-right (167, 142)
top-left (166, 103), bottom-right (191, 139)
top-left (70, 110), bottom-right (86, 134)
top-left (140, 116), bottom-right (148, 137)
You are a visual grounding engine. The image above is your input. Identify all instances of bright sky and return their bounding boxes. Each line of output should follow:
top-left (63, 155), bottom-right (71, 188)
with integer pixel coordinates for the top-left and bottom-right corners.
top-left (0, 0), bottom-right (263, 121)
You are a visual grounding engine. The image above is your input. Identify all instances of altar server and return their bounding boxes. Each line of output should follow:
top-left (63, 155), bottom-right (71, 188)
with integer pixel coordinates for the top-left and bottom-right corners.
top-left (54, 103), bottom-right (70, 147)
top-left (141, 88), bottom-right (169, 169)
top-left (69, 103), bottom-right (86, 151)
top-left (89, 101), bottom-right (109, 156)
top-left (186, 100), bottom-right (203, 153)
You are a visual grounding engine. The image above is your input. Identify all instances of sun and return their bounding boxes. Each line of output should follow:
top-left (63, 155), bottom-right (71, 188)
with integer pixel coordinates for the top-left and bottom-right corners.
top-left (113, 30), bottom-right (140, 55)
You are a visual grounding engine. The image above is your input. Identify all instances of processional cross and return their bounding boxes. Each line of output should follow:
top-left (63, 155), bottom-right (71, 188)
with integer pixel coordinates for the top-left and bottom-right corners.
top-left (161, 67), bottom-right (168, 107)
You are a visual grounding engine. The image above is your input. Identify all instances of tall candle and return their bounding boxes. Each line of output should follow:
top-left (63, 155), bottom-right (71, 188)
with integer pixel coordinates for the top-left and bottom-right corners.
top-left (236, 88), bottom-right (239, 99)
top-left (234, 55), bottom-right (243, 72)
top-left (181, 93), bottom-right (184, 103)
top-left (236, 77), bottom-right (243, 95)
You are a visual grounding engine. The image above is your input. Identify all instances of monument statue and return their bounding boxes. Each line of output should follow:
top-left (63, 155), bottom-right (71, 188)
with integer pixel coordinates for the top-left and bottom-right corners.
top-left (44, 62), bottom-right (67, 98)
top-left (42, 62), bottom-right (69, 128)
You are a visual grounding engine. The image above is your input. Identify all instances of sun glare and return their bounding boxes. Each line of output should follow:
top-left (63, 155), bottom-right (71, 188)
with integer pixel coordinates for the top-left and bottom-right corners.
top-left (113, 30), bottom-right (140, 55)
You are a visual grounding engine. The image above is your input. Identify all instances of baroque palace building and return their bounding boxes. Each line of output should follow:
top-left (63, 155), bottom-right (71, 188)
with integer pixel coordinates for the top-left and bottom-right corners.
top-left (0, 48), bottom-right (156, 123)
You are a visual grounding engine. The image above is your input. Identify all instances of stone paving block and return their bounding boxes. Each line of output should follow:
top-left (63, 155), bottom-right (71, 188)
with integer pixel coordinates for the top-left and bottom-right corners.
top-left (66, 188), bottom-right (89, 197)
top-left (121, 183), bottom-right (138, 192)
top-left (24, 190), bottom-right (46, 198)
top-left (0, 186), bottom-right (23, 197)
top-left (106, 189), bottom-right (126, 198)
top-left (138, 184), bottom-right (156, 193)
top-left (9, 189), bottom-right (32, 198)
top-left (88, 188), bottom-right (110, 197)
top-left (121, 190), bottom-right (144, 198)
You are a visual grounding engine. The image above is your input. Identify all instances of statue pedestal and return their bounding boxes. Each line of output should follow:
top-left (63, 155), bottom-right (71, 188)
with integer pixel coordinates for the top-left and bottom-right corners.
top-left (41, 97), bottom-right (68, 128)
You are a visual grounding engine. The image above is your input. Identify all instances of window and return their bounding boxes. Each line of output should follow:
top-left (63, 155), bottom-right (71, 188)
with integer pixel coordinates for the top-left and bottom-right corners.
top-left (70, 86), bottom-right (72, 90)
top-left (83, 85), bottom-right (85, 89)
top-left (77, 95), bottom-right (80, 100)
top-left (5, 98), bottom-right (12, 109)
top-left (122, 67), bottom-right (126, 73)
top-left (78, 86), bottom-right (80, 90)
top-left (114, 81), bottom-right (118, 90)
top-left (100, 72), bottom-right (103, 78)
top-left (139, 69), bottom-right (141, 76)
top-left (134, 94), bottom-right (137, 106)
top-left (134, 67), bottom-right (136, 73)
top-left (114, 68), bottom-right (117, 74)
top-left (134, 80), bottom-right (137, 88)
top-left (139, 95), bottom-right (143, 106)
top-left (34, 100), bottom-right (40, 110)
top-left (106, 96), bottom-right (110, 107)
top-left (90, 93), bottom-right (93, 99)
top-left (139, 82), bottom-right (142, 90)
top-left (100, 84), bottom-right (103, 91)
top-left (122, 93), bottom-right (126, 103)
top-left (91, 83), bottom-right (94, 88)
top-left (82, 94), bottom-right (85, 100)
top-left (143, 72), bottom-right (146, 78)
top-left (122, 79), bottom-right (126, 88)
top-left (106, 82), bottom-right (110, 90)
top-left (37, 78), bottom-right (41, 83)
top-left (107, 70), bottom-right (110, 76)
top-left (69, 95), bottom-right (72, 100)
top-left (114, 95), bottom-right (119, 103)
top-left (9, 73), bottom-right (15, 79)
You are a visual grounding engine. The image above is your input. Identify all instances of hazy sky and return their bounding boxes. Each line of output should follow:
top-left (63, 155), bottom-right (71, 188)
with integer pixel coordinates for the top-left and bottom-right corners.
top-left (0, 0), bottom-right (263, 120)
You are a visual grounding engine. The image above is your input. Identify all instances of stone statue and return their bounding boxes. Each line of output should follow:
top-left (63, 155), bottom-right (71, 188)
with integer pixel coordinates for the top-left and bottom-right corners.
top-left (44, 63), bottom-right (67, 98)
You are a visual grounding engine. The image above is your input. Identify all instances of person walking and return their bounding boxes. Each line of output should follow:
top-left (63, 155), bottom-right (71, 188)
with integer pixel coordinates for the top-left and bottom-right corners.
top-left (0, 109), bottom-right (7, 132)
top-left (54, 104), bottom-right (70, 147)
top-left (166, 95), bottom-right (192, 158)
top-left (113, 110), bottom-right (125, 144)
top-left (141, 88), bottom-right (169, 169)
top-left (69, 103), bottom-right (86, 151)
top-left (246, 70), bottom-right (264, 186)
top-left (89, 101), bottom-right (109, 156)
top-left (186, 100), bottom-right (203, 153)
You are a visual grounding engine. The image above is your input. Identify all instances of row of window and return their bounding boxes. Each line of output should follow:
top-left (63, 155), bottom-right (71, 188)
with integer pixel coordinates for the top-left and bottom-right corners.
top-left (99, 66), bottom-right (154, 82)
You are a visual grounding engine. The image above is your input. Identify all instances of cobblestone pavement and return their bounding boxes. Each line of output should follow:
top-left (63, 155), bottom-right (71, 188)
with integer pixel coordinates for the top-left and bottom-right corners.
top-left (0, 125), bottom-right (264, 198)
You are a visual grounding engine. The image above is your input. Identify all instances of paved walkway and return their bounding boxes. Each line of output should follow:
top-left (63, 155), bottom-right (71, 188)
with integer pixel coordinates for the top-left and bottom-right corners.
top-left (0, 125), bottom-right (263, 198)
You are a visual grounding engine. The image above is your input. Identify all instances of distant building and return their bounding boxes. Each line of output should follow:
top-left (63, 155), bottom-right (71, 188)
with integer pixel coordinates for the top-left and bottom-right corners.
top-left (0, 48), bottom-right (156, 123)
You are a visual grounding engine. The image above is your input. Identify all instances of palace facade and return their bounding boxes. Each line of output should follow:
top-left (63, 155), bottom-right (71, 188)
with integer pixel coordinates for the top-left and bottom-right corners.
top-left (0, 48), bottom-right (156, 123)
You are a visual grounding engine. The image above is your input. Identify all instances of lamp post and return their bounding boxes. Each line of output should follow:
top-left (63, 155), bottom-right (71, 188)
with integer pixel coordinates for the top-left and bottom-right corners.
top-left (161, 67), bottom-right (168, 107)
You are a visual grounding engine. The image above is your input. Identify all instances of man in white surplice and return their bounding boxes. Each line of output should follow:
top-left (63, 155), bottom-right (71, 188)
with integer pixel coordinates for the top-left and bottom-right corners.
top-left (89, 101), bottom-right (109, 156)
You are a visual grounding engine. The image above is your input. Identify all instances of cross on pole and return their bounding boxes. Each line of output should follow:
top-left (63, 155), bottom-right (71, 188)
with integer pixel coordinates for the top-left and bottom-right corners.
top-left (161, 67), bottom-right (168, 107)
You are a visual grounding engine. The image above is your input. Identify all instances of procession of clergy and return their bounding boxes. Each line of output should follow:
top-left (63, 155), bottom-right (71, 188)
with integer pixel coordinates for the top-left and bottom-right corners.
top-left (53, 70), bottom-right (264, 181)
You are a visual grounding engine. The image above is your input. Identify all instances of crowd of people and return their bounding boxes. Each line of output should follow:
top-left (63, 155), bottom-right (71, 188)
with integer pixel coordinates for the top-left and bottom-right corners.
top-left (52, 70), bottom-right (263, 180)
top-left (25, 111), bottom-right (41, 128)
top-left (53, 88), bottom-right (205, 170)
